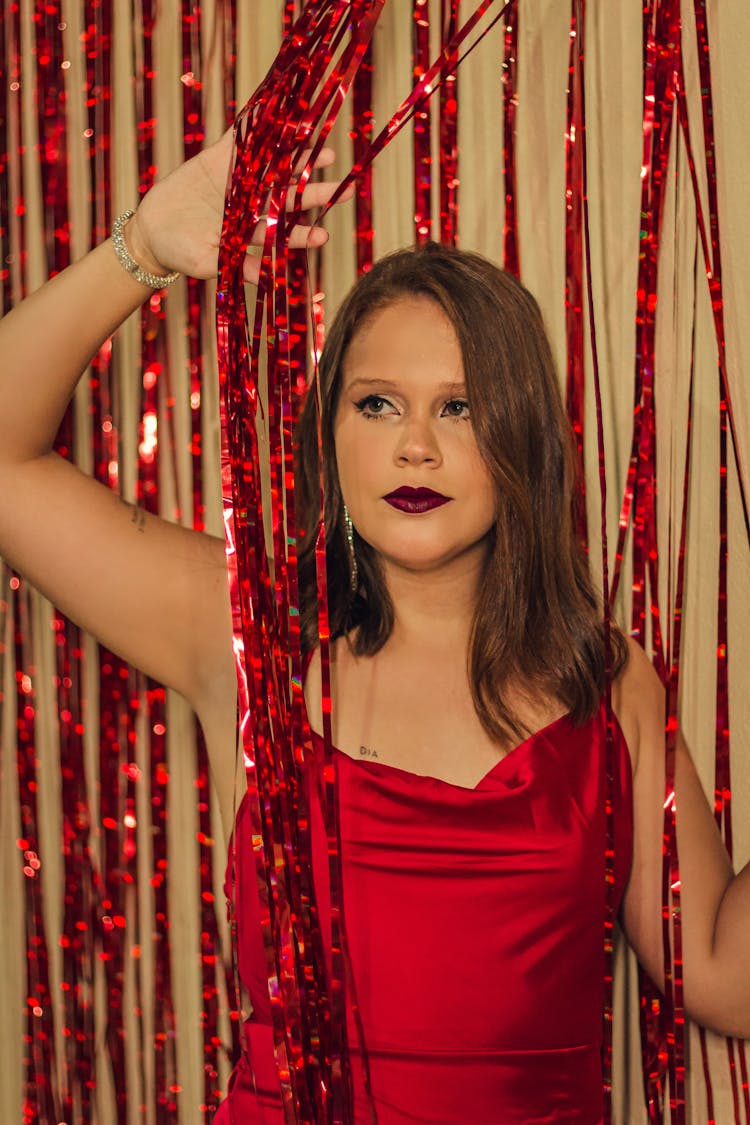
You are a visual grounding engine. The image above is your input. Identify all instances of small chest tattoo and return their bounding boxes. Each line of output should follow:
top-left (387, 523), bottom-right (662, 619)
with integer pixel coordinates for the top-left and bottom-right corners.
top-left (359, 745), bottom-right (378, 759)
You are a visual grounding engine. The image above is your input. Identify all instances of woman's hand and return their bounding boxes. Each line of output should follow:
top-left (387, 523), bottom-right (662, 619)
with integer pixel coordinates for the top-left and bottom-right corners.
top-left (126, 128), bottom-right (346, 284)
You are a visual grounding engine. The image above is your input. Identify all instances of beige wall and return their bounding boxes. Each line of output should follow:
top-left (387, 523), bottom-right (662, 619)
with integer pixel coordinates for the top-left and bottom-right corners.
top-left (0, 1), bottom-right (748, 1121)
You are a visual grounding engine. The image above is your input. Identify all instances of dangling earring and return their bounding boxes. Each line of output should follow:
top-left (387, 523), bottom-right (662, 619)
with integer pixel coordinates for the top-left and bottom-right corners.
top-left (344, 505), bottom-right (358, 593)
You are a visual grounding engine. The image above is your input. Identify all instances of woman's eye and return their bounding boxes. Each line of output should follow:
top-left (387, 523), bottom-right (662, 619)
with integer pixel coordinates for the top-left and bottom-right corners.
top-left (441, 398), bottom-right (470, 419)
top-left (354, 395), bottom-right (395, 418)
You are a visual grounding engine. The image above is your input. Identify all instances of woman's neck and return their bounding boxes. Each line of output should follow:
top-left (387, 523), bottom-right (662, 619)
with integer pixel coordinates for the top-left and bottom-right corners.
top-left (381, 548), bottom-right (486, 651)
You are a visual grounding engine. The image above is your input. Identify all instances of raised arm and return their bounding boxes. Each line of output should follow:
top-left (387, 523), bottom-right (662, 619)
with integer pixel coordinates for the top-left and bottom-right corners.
top-left (616, 640), bottom-right (750, 1039)
top-left (0, 131), bottom-right (339, 722)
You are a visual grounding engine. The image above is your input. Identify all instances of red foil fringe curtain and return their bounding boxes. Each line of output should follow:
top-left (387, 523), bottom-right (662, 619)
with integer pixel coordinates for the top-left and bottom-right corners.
top-left (218, 12), bottom-right (390, 1119)
top-left (674, 2), bottom-right (750, 1117)
top-left (555, 0), bottom-right (749, 1120)
top-left (217, 4), bottom-right (506, 1120)
top-left (0, 2), bottom-right (747, 1122)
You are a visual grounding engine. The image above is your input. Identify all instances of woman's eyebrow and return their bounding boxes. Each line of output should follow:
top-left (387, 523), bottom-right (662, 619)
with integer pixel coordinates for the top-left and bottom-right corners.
top-left (344, 377), bottom-right (467, 394)
top-left (345, 377), bottom-right (399, 390)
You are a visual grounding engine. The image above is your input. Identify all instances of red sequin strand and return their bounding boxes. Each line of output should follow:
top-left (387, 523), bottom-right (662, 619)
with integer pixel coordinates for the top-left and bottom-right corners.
top-left (14, 576), bottom-right (61, 1125)
top-left (439, 0), bottom-right (460, 244)
top-left (178, 4), bottom-right (227, 1113)
top-left (0, 18), bottom-right (13, 314)
top-left (501, 0), bottom-right (520, 275)
top-left (576, 14), bottom-right (617, 1117)
top-left (608, 1), bottom-right (685, 1117)
top-left (36, 2), bottom-right (97, 1117)
top-left (79, 6), bottom-right (138, 1116)
top-left (25, 5), bottom-right (78, 1119)
top-left (222, 0), bottom-right (238, 123)
top-left (413, 0), bottom-right (432, 243)
top-left (283, 0), bottom-right (302, 33)
top-left (135, 1), bottom-right (179, 1114)
top-left (352, 41), bottom-right (375, 273)
top-left (563, 0), bottom-right (587, 547)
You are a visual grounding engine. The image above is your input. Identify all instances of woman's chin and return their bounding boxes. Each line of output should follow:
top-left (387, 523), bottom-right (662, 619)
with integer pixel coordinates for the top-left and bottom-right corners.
top-left (374, 538), bottom-right (491, 579)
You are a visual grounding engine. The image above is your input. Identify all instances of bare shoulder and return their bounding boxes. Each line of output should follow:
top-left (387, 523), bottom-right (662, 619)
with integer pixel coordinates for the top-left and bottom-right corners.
top-left (611, 636), bottom-right (665, 777)
top-left (303, 636), bottom-right (354, 737)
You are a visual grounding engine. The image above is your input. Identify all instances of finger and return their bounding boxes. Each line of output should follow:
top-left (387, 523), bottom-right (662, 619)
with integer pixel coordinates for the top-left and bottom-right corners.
top-left (294, 179), bottom-right (355, 213)
top-left (288, 225), bottom-right (329, 250)
top-left (294, 146), bottom-right (336, 177)
top-left (244, 219), bottom-right (329, 254)
top-left (242, 257), bottom-right (261, 286)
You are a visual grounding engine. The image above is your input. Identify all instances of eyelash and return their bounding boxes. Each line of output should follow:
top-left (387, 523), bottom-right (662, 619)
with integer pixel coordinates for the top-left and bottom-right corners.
top-left (353, 395), bottom-right (470, 421)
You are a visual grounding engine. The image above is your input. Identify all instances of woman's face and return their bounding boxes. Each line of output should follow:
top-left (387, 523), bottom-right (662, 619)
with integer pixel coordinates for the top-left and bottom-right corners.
top-left (333, 296), bottom-right (496, 578)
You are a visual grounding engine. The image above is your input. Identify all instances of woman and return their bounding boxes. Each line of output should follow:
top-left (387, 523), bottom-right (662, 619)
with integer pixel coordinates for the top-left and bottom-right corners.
top-left (0, 128), bottom-right (747, 1123)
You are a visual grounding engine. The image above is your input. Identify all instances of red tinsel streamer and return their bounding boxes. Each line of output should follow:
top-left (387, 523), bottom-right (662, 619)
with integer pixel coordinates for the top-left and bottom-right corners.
top-left (501, 0), bottom-right (519, 275)
top-left (282, 1), bottom-right (318, 445)
top-left (218, 14), bottom-right (390, 1119)
top-left (4, 13), bottom-right (65, 1120)
top-left (178, 5), bottom-right (229, 1114)
top-left (96, 653), bottom-right (139, 1125)
top-left (0, 24), bottom-right (16, 1095)
top-left (0, 4), bottom-right (18, 311)
top-left (659, 284), bottom-right (697, 1125)
top-left (605, 0), bottom-right (749, 1118)
top-left (78, 5), bottom-right (141, 1118)
top-left (563, 0), bottom-right (587, 547)
top-left (88, 0), bottom-right (146, 1106)
top-left (31, 5), bottom-right (95, 1120)
top-left (283, 1), bottom-right (303, 33)
top-left (134, 1), bottom-right (179, 1115)
top-left (222, 0), bottom-right (238, 124)
top-left (83, 0), bottom-right (113, 248)
top-left (217, 6), bottom-right (506, 1121)
top-left (352, 42), bottom-right (375, 273)
top-left (85, 127), bottom-right (139, 1122)
top-left (439, 0), bottom-right (460, 244)
top-left (182, 1), bottom-right (207, 536)
top-left (576, 1), bottom-right (738, 1119)
top-left (55, 4), bottom-right (119, 1115)
top-left (413, 0), bottom-right (432, 243)
top-left (606, 6), bottom-right (685, 1115)
top-left (575, 12), bottom-right (619, 1119)
top-left (14, 577), bottom-right (61, 1124)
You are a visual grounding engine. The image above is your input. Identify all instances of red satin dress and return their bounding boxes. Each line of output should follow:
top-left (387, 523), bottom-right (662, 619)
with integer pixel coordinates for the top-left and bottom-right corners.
top-left (214, 700), bottom-right (633, 1125)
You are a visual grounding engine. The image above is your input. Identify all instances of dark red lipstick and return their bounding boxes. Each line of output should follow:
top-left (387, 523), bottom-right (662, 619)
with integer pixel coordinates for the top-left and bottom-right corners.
top-left (383, 486), bottom-right (451, 514)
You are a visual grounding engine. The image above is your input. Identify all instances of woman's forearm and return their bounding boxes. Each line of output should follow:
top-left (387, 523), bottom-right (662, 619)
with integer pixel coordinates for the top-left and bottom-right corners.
top-left (0, 237), bottom-right (154, 465)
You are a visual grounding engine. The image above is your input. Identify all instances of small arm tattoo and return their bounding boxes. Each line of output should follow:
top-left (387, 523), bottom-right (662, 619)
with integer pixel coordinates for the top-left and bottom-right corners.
top-left (121, 499), bottom-right (146, 532)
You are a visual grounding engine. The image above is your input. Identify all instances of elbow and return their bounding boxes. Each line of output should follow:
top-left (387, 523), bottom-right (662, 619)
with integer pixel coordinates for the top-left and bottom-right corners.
top-left (683, 964), bottom-right (750, 1041)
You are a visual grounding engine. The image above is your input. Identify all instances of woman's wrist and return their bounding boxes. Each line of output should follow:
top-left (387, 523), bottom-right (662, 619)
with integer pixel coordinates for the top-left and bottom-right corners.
top-left (112, 210), bottom-right (180, 288)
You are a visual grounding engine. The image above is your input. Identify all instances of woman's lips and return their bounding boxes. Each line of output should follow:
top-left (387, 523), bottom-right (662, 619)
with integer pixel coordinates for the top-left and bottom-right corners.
top-left (383, 486), bottom-right (451, 514)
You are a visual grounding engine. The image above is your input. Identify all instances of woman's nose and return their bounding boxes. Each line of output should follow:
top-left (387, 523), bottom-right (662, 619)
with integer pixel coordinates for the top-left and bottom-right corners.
top-left (393, 416), bottom-right (442, 467)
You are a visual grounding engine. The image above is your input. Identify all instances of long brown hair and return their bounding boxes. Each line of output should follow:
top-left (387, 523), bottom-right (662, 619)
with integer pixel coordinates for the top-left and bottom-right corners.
top-left (294, 242), bottom-right (626, 742)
